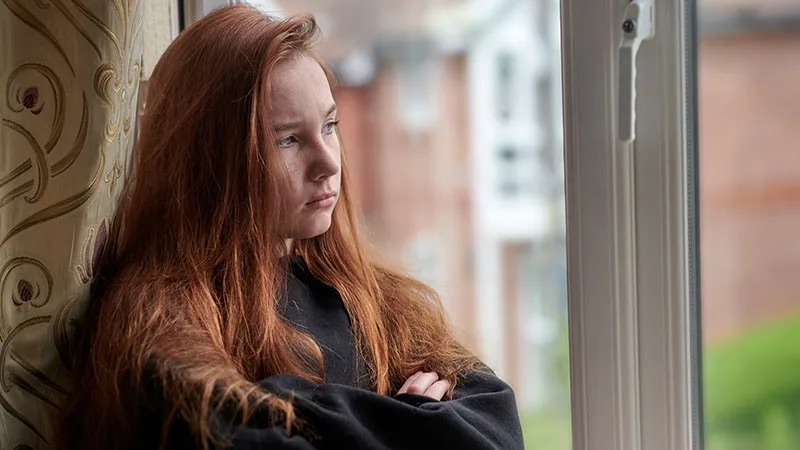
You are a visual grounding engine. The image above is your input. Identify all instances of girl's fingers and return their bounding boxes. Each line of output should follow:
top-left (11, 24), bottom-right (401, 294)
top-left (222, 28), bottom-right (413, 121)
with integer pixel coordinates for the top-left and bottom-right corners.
top-left (423, 379), bottom-right (451, 401)
top-left (397, 371), bottom-right (423, 395)
top-left (405, 372), bottom-right (439, 395)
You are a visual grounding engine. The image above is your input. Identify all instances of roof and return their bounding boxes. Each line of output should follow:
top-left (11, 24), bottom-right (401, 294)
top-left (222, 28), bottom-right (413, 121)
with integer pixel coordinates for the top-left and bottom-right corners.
top-left (702, 0), bottom-right (800, 14)
top-left (700, 0), bottom-right (800, 35)
top-left (274, 0), bottom-right (473, 60)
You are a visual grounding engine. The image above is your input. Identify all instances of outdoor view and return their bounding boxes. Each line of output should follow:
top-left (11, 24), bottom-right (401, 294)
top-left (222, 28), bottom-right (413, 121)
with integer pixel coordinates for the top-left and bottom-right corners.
top-left (698, 1), bottom-right (800, 449)
top-left (135, 1), bottom-right (800, 449)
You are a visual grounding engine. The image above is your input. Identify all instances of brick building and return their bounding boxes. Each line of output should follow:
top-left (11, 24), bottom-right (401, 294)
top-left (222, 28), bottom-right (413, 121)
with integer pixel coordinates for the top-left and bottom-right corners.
top-left (699, 0), bottom-right (800, 341)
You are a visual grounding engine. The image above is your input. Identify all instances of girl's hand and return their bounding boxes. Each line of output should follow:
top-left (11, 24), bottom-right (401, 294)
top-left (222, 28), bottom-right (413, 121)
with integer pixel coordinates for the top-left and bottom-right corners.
top-left (396, 371), bottom-right (451, 400)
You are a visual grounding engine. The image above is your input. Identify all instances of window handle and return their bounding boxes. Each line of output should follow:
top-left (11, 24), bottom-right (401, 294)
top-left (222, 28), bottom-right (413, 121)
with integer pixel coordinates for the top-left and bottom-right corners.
top-left (618, 0), bottom-right (655, 143)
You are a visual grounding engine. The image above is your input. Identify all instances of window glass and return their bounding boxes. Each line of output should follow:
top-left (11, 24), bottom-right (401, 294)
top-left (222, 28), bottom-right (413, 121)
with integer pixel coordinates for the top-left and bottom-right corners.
top-left (697, 2), bottom-right (800, 449)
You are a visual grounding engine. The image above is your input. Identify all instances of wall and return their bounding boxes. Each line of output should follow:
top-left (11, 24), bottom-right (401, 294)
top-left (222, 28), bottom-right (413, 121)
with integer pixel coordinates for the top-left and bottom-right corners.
top-left (699, 30), bottom-right (800, 341)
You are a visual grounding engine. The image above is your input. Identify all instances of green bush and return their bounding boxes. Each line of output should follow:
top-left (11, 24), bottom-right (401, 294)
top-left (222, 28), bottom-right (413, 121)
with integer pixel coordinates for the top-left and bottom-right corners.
top-left (520, 409), bottom-right (572, 450)
top-left (704, 315), bottom-right (800, 449)
top-left (519, 314), bottom-right (800, 449)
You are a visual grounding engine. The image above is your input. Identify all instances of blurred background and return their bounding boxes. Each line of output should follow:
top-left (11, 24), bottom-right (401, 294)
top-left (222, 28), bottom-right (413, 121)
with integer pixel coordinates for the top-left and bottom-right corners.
top-left (698, 1), bottom-right (800, 449)
top-left (139, 0), bottom-right (800, 448)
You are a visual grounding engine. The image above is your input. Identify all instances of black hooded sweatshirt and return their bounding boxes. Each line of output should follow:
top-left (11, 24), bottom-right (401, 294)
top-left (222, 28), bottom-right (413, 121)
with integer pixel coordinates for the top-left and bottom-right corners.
top-left (129, 256), bottom-right (525, 449)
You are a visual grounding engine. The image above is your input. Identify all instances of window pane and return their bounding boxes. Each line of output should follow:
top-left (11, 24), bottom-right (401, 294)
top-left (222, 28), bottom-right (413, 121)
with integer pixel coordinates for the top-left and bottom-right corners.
top-left (698, 2), bottom-right (800, 449)
top-left (245, 0), bottom-right (570, 448)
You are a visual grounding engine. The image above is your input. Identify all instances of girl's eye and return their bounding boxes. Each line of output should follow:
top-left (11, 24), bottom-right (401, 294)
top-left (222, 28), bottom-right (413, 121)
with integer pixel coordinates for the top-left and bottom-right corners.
top-left (323, 120), bottom-right (340, 135)
top-left (277, 136), bottom-right (297, 148)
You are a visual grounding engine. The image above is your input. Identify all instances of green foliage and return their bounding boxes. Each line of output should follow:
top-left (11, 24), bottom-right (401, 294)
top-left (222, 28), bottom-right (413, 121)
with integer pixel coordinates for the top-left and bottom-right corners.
top-left (519, 315), bottom-right (800, 449)
top-left (520, 409), bottom-right (572, 450)
top-left (519, 319), bottom-right (573, 449)
top-left (704, 315), bottom-right (800, 449)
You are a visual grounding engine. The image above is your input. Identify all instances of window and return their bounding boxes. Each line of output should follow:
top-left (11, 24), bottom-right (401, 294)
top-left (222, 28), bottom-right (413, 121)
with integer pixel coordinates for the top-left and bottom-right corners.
top-left (560, 0), bottom-right (698, 449)
top-left (395, 53), bottom-right (439, 135)
top-left (155, 1), bottom-right (795, 450)
top-left (563, 0), bottom-right (800, 449)
top-left (497, 145), bottom-right (540, 198)
top-left (697, 3), bottom-right (800, 450)
top-left (497, 52), bottom-right (515, 120)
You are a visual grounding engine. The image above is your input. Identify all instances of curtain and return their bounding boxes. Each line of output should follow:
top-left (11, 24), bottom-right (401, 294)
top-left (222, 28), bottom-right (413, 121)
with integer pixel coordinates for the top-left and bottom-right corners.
top-left (0, 1), bottom-right (144, 447)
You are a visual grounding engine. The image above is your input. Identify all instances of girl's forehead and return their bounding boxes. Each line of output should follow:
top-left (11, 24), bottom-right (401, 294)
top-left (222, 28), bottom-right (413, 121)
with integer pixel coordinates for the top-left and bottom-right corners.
top-left (268, 56), bottom-right (333, 115)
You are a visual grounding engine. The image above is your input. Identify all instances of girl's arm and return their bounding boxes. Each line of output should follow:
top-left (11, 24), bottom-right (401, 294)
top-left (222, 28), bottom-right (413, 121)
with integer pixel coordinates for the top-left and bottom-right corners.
top-left (227, 371), bottom-right (523, 450)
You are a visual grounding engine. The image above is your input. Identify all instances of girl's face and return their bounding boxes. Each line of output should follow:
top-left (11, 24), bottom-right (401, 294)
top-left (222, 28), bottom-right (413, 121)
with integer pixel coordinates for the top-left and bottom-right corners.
top-left (269, 54), bottom-right (342, 241)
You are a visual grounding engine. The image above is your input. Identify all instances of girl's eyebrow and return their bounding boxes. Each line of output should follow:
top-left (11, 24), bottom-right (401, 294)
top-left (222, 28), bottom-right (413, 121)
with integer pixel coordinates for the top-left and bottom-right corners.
top-left (273, 103), bottom-right (337, 132)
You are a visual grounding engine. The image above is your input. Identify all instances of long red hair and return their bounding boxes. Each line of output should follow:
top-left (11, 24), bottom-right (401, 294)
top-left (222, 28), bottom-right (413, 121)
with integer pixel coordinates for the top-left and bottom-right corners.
top-left (56, 5), bottom-right (480, 450)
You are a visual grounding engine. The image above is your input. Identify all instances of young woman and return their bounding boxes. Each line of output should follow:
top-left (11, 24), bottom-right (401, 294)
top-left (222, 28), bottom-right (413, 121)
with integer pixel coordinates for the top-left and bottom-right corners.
top-left (56, 5), bottom-right (523, 450)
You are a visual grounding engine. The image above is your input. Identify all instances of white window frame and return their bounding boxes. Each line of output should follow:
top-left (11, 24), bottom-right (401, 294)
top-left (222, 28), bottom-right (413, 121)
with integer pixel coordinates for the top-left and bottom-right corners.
top-left (560, 0), bottom-right (701, 449)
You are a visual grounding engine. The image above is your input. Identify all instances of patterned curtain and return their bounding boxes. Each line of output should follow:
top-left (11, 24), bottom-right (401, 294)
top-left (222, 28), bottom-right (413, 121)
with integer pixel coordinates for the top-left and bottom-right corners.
top-left (0, 1), bottom-right (143, 447)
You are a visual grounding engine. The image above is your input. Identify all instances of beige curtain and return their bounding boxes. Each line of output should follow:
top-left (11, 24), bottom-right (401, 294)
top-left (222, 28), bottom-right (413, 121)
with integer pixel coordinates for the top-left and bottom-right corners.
top-left (0, 1), bottom-right (144, 448)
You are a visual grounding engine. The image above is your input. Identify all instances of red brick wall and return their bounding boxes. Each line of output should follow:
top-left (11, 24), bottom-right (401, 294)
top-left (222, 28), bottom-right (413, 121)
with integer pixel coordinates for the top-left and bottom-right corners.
top-left (699, 31), bottom-right (800, 341)
top-left (333, 85), bottom-right (377, 217)
top-left (333, 56), bottom-right (477, 351)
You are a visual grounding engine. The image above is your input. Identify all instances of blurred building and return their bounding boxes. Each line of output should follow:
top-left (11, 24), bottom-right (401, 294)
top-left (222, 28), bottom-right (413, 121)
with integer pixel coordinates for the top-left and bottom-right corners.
top-left (698, 0), bottom-right (800, 342)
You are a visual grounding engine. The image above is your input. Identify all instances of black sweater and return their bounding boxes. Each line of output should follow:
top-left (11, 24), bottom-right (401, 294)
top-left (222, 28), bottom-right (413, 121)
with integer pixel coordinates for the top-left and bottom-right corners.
top-left (136, 257), bottom-right (524, 449)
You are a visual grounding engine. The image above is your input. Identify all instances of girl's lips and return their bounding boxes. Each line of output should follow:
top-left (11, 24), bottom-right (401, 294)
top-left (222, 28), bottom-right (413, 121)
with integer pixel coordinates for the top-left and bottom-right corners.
top-left (307, 192), bottom-right (337, 208)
